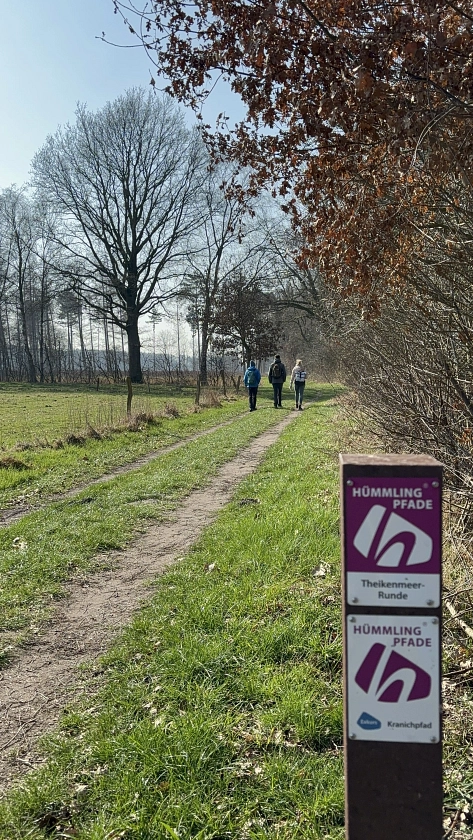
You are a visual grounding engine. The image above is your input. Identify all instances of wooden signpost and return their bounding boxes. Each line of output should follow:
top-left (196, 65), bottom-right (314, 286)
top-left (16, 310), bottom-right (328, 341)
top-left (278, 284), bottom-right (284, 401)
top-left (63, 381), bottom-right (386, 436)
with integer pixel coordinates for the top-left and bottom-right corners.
top-left (340, 455), bottom-right (443, 840)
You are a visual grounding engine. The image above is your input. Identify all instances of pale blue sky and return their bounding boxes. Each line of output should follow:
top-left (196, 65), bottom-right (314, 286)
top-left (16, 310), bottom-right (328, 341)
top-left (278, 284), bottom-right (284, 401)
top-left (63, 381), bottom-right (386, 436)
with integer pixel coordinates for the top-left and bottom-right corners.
top-left (0, 0), bottom-right (243, 189)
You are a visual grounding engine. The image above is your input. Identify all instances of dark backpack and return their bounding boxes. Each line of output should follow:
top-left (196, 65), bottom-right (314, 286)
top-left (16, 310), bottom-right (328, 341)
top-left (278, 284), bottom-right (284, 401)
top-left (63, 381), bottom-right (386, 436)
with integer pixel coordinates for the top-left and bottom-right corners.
top-left (247, 369), bottom-right (258, 386)
top-left (272, 362), bottom-right (282, 379)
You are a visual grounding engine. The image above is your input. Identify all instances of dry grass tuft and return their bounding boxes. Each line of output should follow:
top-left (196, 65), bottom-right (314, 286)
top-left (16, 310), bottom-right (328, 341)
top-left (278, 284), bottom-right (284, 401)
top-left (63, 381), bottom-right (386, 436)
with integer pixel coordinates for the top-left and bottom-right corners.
top-left (65, 433), bottom-right (87, 446)
top-left (134, 411), bottom-right (156, 425)
top-left (161, 402), bottom-right (180, 419)
top-left (199, 390), bottom-right (222, 408)
top-left (0, 456), bottom-right (29, 470)
top-left (15, 441), bottom-right (35, 452)
top-left (126, 411), bottom-right (157, 431)
top-left (86, 424), bottom-right (103, 440)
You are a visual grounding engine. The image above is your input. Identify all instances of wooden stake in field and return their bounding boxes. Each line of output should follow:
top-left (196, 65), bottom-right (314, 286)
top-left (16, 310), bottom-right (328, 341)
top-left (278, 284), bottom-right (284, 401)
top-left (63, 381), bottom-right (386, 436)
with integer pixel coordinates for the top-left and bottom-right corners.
top-left (340, 454), bottom-right (443, 840)
top-left (126, 376), bottom-right (133, 417)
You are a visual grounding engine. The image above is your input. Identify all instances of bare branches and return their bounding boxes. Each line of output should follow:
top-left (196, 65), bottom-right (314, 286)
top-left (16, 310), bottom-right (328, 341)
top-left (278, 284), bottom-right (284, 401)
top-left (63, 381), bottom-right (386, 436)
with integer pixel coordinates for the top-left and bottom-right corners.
top-left (32, 89), bottom-right (207, 382)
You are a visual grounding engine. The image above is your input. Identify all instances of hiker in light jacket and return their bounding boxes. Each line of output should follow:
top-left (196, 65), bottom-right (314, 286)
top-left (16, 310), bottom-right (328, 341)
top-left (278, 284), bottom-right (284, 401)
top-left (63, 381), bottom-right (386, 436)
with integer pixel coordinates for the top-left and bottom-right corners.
top-left (290, 358), bottom-right (307, 410)
top-left (268, 354), bottom-right (286, 408)
top-left (243, 360), bottom-right (261, 411)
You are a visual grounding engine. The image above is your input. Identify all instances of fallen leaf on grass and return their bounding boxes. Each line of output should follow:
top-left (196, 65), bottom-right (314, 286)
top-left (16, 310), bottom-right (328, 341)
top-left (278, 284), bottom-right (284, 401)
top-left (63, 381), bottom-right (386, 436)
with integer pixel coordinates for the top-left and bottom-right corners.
top-left (205, 562), bottom-right (219, 573)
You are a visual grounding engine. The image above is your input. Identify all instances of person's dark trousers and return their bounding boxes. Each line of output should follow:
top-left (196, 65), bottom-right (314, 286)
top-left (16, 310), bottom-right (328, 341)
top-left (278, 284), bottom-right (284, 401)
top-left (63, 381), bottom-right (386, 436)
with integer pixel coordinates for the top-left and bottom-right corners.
top-left (295, 382), bottom-right (305, 408)
top-left (272, 383), bottom-right (283, 407)
top-left (248, 387), bottom-right (258, 411)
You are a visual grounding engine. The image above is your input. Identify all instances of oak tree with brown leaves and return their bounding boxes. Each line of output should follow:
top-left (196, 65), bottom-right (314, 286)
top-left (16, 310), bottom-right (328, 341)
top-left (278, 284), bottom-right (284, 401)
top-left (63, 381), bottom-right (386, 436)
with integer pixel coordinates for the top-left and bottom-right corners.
top-left (111, 1), bottom-right (473, 306)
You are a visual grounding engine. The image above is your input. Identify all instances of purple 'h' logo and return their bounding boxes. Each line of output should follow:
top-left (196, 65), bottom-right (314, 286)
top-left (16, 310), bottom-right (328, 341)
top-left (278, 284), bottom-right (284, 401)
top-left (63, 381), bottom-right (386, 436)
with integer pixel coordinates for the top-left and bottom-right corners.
top-left (353, 506), bottom-right (433, 569)
top-left (355, 643), bottom-right (431, 702)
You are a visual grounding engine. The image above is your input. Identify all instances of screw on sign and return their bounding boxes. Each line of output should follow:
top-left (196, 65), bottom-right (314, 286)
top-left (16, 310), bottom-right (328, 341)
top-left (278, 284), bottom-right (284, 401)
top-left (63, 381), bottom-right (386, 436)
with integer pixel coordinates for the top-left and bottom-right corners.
top-left (341, 455), bottom-right (443, 840)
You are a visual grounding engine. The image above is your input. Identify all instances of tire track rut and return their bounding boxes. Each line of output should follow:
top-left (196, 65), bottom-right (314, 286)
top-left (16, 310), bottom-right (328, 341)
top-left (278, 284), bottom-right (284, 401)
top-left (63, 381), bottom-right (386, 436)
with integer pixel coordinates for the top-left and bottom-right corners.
top-left (0, 412), bottom-right (251, 529)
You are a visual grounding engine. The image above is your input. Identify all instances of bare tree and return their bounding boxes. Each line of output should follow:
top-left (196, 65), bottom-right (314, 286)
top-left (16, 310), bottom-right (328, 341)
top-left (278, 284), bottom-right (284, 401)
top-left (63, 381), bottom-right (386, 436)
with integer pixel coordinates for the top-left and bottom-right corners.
top-left (0, 189), bottom-right (39, 383)
top-left (32, 88), bottom-right (207, 383)
top-left (180, 167), bottom-right (269, 384)
top-left (212, 272), bottom-right (282, 366)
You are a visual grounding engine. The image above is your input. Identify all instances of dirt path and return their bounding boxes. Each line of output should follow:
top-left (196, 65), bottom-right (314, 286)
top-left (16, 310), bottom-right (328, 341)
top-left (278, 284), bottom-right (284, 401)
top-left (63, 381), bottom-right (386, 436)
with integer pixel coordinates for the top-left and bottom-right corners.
top-left (0, 412), bottom-right (255, 529)
top-left (0, 410), bottom-right (298, 792)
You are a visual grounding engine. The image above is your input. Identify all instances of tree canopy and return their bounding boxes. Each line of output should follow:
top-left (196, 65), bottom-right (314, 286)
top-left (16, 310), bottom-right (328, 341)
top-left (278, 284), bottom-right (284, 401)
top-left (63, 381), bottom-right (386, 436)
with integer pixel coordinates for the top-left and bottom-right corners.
top-left (112, 1), bottom-right (473, 304)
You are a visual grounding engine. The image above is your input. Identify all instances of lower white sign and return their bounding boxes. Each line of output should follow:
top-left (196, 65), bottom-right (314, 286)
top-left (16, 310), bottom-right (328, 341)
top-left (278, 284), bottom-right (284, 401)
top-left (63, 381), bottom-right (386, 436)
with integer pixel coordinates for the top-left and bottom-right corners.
top-left (347, 614), bottom-right (440, 743)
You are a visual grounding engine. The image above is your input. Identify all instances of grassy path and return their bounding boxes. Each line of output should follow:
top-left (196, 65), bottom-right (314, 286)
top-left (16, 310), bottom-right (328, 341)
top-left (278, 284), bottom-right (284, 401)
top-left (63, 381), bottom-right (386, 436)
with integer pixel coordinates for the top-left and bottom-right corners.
top-left (0, 409), bottom-right (300, 791)
top-left (2, 397), bottom-right (322, 652)
top-left (0, 390), bottom-right (345, 838)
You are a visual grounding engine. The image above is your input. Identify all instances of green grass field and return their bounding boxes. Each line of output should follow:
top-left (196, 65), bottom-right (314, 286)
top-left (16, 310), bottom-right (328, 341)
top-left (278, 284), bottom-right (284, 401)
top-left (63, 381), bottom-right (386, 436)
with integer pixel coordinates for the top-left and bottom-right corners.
top-left (0, 384), bottom-right (469, 838)
top-left (0, 383), bottom-right (284, 509)
top-left (0, 389), bottom-right (346, 839)
top-left (0, 382), bottom-right (198, 449)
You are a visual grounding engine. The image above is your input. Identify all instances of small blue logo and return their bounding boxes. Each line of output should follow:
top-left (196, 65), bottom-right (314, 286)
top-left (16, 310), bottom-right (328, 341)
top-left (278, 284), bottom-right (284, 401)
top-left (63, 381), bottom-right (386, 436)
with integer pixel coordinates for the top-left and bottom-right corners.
top-left (357, 712), bottom-right (381, 730)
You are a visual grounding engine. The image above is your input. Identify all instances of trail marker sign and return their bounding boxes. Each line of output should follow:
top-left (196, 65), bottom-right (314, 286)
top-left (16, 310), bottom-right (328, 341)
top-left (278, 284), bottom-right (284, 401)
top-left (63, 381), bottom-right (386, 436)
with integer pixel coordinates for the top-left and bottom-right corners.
top-left (346, 614), bottom-right (440, 743)
top-left (344, 477), bottom-right (441, 607)
top-left (340, 455), bottom-right (443, 840)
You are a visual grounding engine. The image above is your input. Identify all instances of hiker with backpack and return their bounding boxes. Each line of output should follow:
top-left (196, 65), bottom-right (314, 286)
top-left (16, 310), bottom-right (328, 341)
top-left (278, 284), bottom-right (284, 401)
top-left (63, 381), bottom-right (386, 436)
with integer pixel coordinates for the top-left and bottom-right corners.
top-left (243, 360), bottom-right (262, 411)
top-left (268, 354), bottom-right (287, 408)
top-left (290, 358), bottom-right (307, 410)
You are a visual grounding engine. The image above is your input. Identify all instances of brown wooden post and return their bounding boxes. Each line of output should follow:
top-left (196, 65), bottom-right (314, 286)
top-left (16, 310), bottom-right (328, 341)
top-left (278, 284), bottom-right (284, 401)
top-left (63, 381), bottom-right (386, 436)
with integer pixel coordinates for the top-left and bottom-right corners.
top-left (340, 455), bottom-right (443, 840)
top-left (126, 376), bottom-right (133, 417)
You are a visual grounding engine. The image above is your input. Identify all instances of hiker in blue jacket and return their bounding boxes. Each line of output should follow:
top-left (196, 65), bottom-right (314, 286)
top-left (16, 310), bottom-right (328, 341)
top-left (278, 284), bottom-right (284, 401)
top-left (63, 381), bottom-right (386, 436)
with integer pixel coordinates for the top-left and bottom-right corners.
top-left (243, 360), bottom-right (261, 411)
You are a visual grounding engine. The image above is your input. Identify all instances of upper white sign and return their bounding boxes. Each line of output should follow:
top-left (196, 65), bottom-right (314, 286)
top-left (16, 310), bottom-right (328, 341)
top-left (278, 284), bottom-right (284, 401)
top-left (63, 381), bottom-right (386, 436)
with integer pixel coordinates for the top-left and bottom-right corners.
top-left (345, 478), bottom-right (441, 607)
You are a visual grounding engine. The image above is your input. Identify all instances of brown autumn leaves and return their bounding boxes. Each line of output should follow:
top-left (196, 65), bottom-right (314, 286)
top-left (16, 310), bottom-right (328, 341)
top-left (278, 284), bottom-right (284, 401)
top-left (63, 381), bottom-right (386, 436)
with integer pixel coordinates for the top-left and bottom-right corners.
top-left (114, 1), bottom-right (473, 309)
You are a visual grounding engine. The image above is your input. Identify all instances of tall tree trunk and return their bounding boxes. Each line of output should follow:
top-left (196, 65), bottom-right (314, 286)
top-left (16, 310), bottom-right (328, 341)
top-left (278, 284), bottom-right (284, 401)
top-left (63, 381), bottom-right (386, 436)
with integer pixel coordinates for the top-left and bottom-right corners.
top-left (110, 320), bottom-right (119, 381)
top-left (77, 309), bottom-right (88, 381)
top-left (126, 314), bottom-right (143, 383)
top-left (125, 268), bottom-right (143, 383)
top-left (45, 313), bottom-right (56, 383)
top-left (199, 334), bottom-right (209, 386)
top-left (199, 306), bottom-right (211, 385)
top-left (18, 281), bottom-right (37, 384)
top-left (0, 309), bottom-right (12, 380)
top-left (67, 313), bottom-right (75, 379)
top-left (5, 310), bottom-right (15, 379)
top-left (89, 317), bottom-right (96, 381)
top-left (39, 282), bottom-right (46, 383)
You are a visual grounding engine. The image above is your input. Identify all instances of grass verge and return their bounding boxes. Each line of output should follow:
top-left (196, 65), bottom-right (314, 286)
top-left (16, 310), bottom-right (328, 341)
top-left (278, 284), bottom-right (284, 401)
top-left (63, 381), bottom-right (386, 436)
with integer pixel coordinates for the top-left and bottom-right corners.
top-left (0, 391), bottom-right (344, 839)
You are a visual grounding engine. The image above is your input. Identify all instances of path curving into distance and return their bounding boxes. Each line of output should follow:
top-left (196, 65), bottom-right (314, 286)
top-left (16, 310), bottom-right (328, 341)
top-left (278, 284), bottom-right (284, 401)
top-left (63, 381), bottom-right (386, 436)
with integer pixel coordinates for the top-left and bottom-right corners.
top-left (0, 409), bottom-right (300, 791)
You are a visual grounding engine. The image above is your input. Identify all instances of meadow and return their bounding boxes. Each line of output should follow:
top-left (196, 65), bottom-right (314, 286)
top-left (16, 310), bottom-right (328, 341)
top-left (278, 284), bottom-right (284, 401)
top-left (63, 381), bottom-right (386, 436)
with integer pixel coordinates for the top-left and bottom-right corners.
top-left (0, 382), bottom-right (197, 449)
top-left (0, 382), bottom-right (261, 509)
top-left (0, 383), bottom-right (470, 838)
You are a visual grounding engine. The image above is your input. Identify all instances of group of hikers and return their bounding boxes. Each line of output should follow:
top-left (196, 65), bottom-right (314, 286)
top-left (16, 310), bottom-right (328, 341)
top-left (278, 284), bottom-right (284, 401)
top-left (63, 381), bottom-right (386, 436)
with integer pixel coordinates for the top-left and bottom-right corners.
top-left (243, 354), bottom-right (307, 412)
